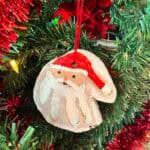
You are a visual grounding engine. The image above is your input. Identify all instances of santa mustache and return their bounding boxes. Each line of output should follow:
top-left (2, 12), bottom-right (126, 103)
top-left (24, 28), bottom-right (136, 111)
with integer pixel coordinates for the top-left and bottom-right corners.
top-left (56, 78), bottom-right (81, 91)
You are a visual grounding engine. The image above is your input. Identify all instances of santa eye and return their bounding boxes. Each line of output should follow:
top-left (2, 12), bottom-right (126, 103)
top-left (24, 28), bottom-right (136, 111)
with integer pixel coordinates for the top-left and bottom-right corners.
top-left (57, 71), bottom-right (61, 74)
top-left (72, 75), bottom-right (76, 78)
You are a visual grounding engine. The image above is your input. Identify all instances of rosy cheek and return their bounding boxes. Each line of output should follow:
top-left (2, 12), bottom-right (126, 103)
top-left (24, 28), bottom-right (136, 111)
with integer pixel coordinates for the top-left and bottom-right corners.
top-left (71, 75), bottom-right (87, 86)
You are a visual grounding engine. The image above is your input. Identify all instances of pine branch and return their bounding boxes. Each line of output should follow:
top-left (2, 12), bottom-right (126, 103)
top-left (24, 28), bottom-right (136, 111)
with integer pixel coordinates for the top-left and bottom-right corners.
top-left (1, 0), bottom-right (149, 149)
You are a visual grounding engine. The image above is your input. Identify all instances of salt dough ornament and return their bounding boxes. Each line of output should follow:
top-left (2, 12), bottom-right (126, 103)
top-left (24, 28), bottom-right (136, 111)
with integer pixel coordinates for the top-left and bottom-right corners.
top-left (33, 49), bottom-right (117, 133)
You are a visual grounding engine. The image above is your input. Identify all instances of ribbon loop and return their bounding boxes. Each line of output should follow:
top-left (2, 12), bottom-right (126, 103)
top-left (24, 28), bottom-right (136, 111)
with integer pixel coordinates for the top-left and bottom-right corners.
top-left (74, 0), bottom-right (84, 52)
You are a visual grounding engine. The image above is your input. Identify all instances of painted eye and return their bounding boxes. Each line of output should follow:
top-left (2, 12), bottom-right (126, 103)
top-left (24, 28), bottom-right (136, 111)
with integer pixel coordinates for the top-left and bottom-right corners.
top-left (72, 75), bottom-right (76, 78)
top-left (57, 71), bottom-right (61, 74)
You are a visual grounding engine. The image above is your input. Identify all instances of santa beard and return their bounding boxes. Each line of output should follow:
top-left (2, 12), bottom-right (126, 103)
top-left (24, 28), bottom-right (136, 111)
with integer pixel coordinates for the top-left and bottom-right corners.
top-left (34, 70), bottom-right (102, 132)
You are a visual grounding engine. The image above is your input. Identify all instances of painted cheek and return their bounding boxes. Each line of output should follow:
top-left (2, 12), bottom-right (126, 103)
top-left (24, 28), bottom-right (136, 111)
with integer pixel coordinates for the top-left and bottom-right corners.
top-left (72, 76), bottom-right (87, 86)
top-left (76, 79), bottom-right (85, 86)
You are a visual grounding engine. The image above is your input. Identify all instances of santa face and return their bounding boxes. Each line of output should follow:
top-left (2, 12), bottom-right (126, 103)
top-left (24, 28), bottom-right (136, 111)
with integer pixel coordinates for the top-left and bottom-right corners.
top-left (33, 49), bottom-right (117, 133)
top-left (50, 67), bottom-right (87, 86)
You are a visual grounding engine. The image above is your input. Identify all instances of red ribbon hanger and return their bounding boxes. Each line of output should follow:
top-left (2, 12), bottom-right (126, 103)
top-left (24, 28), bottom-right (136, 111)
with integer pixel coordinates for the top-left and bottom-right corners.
top-left (74, 0), bottom-right (85, 52)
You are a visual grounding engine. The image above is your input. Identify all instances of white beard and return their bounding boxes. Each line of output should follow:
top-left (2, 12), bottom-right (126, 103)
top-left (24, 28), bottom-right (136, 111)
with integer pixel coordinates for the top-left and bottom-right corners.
top-left (38, 70), bottom-right (81, 102)
top-left (34, 70), bottom-right (102, 132)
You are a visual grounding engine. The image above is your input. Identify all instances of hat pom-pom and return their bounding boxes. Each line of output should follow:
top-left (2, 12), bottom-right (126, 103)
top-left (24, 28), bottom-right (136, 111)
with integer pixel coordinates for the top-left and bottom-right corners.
top-left (101, 84), bottom-right (112, 95)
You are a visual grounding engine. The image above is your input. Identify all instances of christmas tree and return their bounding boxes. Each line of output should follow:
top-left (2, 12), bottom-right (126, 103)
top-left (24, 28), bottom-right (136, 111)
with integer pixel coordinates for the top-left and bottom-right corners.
top-left (0, 0), bottom-right (149, 149)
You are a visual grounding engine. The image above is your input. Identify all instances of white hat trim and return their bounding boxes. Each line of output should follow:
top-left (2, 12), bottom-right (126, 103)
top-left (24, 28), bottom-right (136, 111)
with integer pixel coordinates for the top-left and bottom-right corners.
top-left (50, 64), bottom-right (88, 76)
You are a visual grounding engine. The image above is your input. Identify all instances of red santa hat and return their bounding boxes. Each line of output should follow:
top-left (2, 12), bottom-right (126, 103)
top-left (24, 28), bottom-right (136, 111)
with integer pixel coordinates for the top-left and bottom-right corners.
top-left (52, 50), bottom-right (105, 89)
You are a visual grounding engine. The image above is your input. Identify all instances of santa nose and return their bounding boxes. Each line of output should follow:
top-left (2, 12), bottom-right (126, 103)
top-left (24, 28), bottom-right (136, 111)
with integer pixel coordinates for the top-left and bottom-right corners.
top-left (64, 76), bottom-right (68, 81)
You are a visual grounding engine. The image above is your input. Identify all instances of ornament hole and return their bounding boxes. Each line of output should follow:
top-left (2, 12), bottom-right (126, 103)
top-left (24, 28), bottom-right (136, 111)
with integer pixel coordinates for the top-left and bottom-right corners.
top-left (71, 62), bottom-right (77, 67)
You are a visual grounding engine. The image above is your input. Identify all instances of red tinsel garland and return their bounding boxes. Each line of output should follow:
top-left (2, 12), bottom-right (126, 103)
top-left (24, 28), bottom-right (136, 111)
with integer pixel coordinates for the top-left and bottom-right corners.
top-left (0, 96), bottom-right (21, 121)
top-left (0, 96), bottom-right (33, 138)
top-left (106, 102), bottom-right (150, 150)
top-left (53, 0), bottom-right (116, 39)
top-left (0, 0), bottom-right (33, 55)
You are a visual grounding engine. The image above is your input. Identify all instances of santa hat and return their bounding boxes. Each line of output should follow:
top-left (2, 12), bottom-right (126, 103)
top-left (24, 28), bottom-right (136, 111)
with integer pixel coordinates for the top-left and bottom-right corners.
top-left (52, 50), bottom-right (106, 89)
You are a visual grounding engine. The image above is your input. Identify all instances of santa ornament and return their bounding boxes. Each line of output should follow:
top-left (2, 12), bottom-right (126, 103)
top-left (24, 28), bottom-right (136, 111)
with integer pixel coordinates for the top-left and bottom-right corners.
top-left (33, 0), bottom-right (117, 133)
